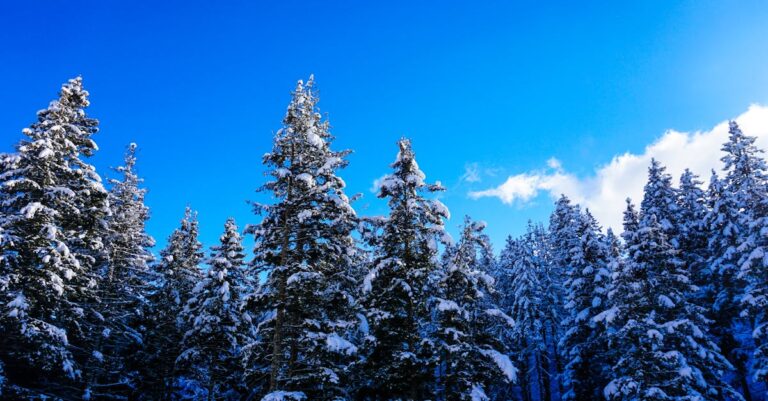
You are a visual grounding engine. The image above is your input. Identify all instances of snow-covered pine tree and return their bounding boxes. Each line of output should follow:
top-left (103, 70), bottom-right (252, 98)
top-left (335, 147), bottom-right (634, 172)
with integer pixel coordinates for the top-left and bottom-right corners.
top-left (546, 195), bottom-right (580, 400)
top-left (243, 76), bottom-right (359, 401)
top-left (175, 218), bottom-right (249, 400)
top-left (560, 209), bottom-right (611, 401)
top-left (0, 77), bottom-right (110, 398)
top-left (600, 196), bottom-right (738, 401)
top-left (428, 216), bottom-right (516, 400)
top-left (715, 120), bottom-right (768, 392)
top-left (142, 207), bottom-right (204, 397)
top-left (676, 169), bottom-right (712, 311)
top-left (86, 142), bottom-right (156, 398)
top-left (549, 195), bottom-right (580, 273)
top-left (707, 120), bottom-right (768, 398)
top-left (640, 159), bottom-right (679, 244)
top-left (359, 138), bottom-right (450, 400)
top-left (486, 235), bottom-right (523, 401)
top-left (506, 221), bottom-right (551, 401)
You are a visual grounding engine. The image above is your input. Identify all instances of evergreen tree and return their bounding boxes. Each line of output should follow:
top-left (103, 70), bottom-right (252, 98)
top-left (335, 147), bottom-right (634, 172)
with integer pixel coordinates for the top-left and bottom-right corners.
top-left (718, 120), bottom-right (768, 391)
top-left (429, 217), bottom-right (516, 400)
top-left (143, 207), bottom-right (204, 398)
top-left (86, 142), bottom-right (156, 398)
top-left (244, 76), bottom-right (360, 401)
top-left (0, 77), bottom-right (110, 398)
top-left (601, 197), bottom-right (738, 400)
top-left (487, 235), bottom-right (523, 401)
top-left (175, 218), bottom-right (249, 400)
top-left (640, 159), bottom-right (679, 244)
top-left (506, 222), bottom-right (551, 401)
top-left (560, 210), bottom-right (611, 401)
top-left (676, 169), bottom-right (711, 309)
top-left (546, 195), bottom-right (580, 401)
top-left (360, 138), bottom-right (450, 400)
top-left (709, 121), bottom-right (767, 398)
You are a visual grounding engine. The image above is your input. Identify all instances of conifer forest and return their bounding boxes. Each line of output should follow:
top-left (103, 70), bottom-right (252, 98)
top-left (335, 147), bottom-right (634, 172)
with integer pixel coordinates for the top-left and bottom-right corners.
top-left (2, 76), bottom-right (768, 401)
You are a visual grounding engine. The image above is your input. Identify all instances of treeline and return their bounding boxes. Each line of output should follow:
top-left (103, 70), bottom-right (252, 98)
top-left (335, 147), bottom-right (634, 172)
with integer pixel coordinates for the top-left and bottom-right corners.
top-left (0, 77), bottom-right (766, 401)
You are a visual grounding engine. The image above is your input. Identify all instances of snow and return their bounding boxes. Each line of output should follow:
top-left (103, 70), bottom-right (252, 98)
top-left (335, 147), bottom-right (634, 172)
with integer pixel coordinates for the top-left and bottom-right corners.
top-left (38, 148), bottom-right (54, 158)
top-left (470, 385), bottom-right (489, 401)
top-left (295, 173), bottom-right (314, 187)
top-left (325, 333), bottom-right (358, 355)
top-left (658, 294), bottom-right (676, 308)
top-left (593, 306), bottom-right (619, 324)
top-left (307, 131), bottom-right (324, 148)
top-left (437, 298), bottom-right (461, 312)
top-left (261, 391), bottom-right (306, 401)
top-left (7, 293), bottom-right (27, 317)
top-left (275, 168), bottom-right (291, 178)
top-left (485, 308), bottom-right (515, 327)
top-left (604, 380), bottom-right (619, 398)
top-left (20, 202), bottom-right (44, 218)
top-left (297, 210), bottom-right (313, 223)
top-left (286, 271), bottom-right (322, 286)
top-left (432, 199), bottom-right (451, 219)
top-left (480, 348), bottom-right (517, 381)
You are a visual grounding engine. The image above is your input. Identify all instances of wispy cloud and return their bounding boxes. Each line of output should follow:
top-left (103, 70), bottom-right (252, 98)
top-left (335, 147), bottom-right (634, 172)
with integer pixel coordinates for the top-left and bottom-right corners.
top-left (469, 104), bottom-right (768, 230)
top-left (370, 174), bottom-right (388, 194)
top-left (461, 163), bottom-right (482, 183)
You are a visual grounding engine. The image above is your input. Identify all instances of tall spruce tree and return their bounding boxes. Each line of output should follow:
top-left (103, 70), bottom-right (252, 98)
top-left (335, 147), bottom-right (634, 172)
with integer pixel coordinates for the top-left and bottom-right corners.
top-left (506, 222), bottom-right (551, 401)
top-left (0, 77), bottom-right (110, 398)
top-left (428, 217), bottom-right (516, 401)
top-left (560, 209), bottom-right (611, 401)
top-left (487, 235), bottom-right (524, 401)
top-left (545, 195), bottom-right (578, 400)
top-left (142, 207), bottom-right (204, 398)
top-left (676, 169), bottom-right (711, 310)
top-left (244, 76), bottom-right (359, 401)
top-left (708, 121), bottom-right (767, 398)
top-left (360, 138), bottom-right (450, 400)
top-left (175, 218), bottom-right (249, 400)
top-left (715, 120), bottom-right (768, 393)
top-left (87, 142), bottom-right (156, 398)
top-left (640, 159), bottom-right (679, 244)
top-left (601, 194), bottom-right (738, 400)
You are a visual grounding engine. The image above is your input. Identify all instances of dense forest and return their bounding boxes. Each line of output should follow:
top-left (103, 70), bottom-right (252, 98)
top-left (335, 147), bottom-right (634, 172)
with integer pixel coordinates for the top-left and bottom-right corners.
top-left (1, 77), bottom-right (767, 401)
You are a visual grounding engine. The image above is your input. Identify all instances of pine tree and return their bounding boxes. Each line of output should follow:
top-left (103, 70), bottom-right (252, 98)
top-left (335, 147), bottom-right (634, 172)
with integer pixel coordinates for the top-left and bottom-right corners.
top-left (175, 218), bottom-right (249, 400)
top-left (83, 142), bottom-right (157, 398)
top-left (718, 120), bottom-right (768, 390)
top-left (360, 138), bottom-right (450, 400)
top-left (560, 209), bottom-right (611, 401)
top-left (546, 195), bottom-right (580, 401)
top-left (676, 169), bottom-right (711, 310)
top-left (0, 77), bottom-right (110, 398)
top-left (142, 207), bottom-right (204, 397)
top-left (429, 217), bottom-right (516, 400)
top-left (486, 235), bottom-right (523, 401)
top-left (708, 121), bottom-right (767, 398)
top-left (505, 222), bottom-right (550, 401)
top-left (640, 159), bottom-right (679, 244)
top-left (601, 196), bottom-right (738, 400)
top-left (244, 76), bottom-right (360, 401)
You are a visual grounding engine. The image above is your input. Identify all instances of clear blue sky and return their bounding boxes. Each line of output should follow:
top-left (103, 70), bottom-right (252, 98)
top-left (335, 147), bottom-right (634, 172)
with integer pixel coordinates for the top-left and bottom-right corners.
top-left (2, 1), bottom-right (768, 251)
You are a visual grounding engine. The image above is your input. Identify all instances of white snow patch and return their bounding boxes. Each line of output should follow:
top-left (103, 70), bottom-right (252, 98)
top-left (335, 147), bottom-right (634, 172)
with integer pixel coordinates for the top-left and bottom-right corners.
top-left (326, 333), bottom-right (358, 355)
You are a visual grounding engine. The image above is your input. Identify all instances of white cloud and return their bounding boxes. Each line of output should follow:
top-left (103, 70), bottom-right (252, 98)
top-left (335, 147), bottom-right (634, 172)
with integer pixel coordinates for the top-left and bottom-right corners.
top-left (462, 163), bottom-right (482, 183)
top-left (469, 104), bottom-right (768, 231)
top-left (370, 174), bottom-right (388, 193)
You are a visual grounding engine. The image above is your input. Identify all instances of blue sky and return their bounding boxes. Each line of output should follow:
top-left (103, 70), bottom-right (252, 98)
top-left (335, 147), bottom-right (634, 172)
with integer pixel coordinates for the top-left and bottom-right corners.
top-left (2, 1), bottom-right (768, 251)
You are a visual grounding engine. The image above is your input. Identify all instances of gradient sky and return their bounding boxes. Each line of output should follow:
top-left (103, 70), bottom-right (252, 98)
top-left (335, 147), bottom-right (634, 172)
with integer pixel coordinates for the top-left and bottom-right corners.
top-left (2, 1), bottom-right (768, 252)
